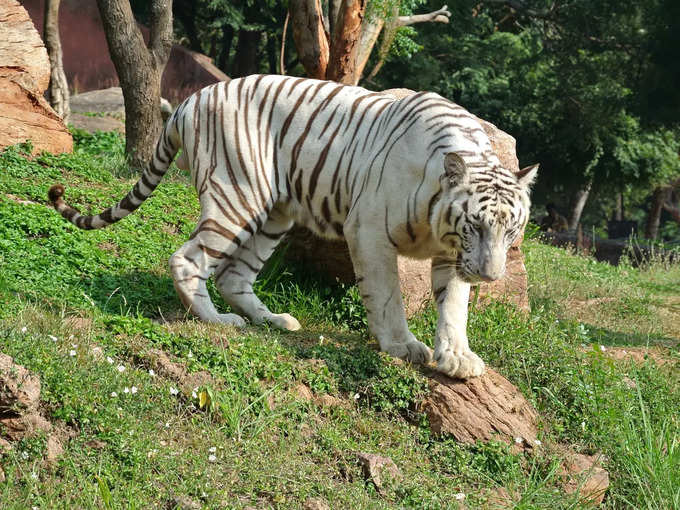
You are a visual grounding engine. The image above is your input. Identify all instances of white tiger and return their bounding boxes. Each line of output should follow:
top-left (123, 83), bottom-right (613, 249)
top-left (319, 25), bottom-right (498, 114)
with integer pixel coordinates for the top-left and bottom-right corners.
top-left (49, 75), bottom-right (537, 379)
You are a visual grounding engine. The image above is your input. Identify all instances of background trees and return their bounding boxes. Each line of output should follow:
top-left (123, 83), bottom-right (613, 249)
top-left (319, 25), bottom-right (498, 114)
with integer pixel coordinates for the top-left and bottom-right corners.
top-left (120, 0), bottom-right (680, 241)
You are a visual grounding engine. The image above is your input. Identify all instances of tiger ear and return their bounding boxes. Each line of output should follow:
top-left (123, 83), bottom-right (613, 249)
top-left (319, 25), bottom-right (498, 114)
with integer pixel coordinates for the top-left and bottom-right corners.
top-left (444, 152), bottom-right (468, 185)
top-left (516, 163), bottom-right (539, 189)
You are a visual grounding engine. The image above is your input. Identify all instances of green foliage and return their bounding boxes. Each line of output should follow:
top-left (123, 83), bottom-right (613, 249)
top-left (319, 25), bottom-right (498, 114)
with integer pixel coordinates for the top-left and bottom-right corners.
top-left (1, 135), bottom-right (679, 507)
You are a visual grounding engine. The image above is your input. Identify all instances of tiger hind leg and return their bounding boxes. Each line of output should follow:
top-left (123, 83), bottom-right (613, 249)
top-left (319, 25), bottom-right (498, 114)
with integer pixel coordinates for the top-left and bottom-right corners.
top-left (215, 207), bottom-right (300, 331)
top-left (169, 225), bottom-right (250, 326)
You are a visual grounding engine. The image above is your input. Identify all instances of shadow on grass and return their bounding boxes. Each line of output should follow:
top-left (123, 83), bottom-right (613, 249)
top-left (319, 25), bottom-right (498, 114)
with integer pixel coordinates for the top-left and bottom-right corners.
top-left (584, 324), bottom-right (679, 348)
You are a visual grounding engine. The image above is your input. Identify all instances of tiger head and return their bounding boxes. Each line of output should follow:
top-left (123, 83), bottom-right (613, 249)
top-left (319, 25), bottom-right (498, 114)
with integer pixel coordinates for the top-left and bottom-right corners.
top-left (431, 152), bottom-right (538, 283)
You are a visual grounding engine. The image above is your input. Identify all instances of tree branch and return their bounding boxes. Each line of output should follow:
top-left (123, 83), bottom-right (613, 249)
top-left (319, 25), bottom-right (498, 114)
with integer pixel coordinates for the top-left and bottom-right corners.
top-left (280, 11), bottom-right (289, 75)
top-left (397, 5), bottom-right (451, 26)
top-left (148, 0), bottom-right (173, 66)
top-left (662, 200), bottom-right (680, 224)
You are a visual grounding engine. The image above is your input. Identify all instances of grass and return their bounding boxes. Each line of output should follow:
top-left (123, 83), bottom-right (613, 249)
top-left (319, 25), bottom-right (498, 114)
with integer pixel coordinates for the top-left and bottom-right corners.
top-left (0, 131), bottom-right (678, 508)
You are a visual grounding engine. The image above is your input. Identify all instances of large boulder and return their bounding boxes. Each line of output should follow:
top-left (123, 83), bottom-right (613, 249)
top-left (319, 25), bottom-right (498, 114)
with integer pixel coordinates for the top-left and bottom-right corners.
top-left (284, 88), bottom-right (530, 316)
top-left (0, 0), bottom-right (72, 154)
top-left (422, 369), bottom-right (540, 447)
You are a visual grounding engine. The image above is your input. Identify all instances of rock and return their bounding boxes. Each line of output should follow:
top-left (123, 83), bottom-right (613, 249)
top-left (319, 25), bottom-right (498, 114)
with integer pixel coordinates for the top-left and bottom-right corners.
top-left (303, 497), bottom-right (330, 510)
top-left (147, 349), bottom-right (187, 381)
top-left (170, 495), bottom-right (201, 510)
top-left (181, 371), bottom-right (212, 396)
top-left (70, 87), bottom-right (172, 120)
top-left (0, 353), bottom-right (41, 414)
top-left (0, 436), bottom-right (12, 453)
top-left (291, 383), bottom-right (314, 402)
top-left (0, 0), bottom-right (73, 155)
top-left (422, 370), bottom-right (539, 447)
top-left (482, 487), bottom-right (516, 509)
top-left (0, 0), bottom-right (50, 91)
top-left (559, 451), bottom-right (609, 505)
top-left (69, 113), bottom-right (125, 134)
top-left (283, 87), bottom-right (530, 316)
top-left (84, 439), bottom-right (107, 450)
top-left (315, 394), bottom-right (347, 408)
top-left (356, 452), bottom-right (403, 493)
top-left (0, 412), bottom-right (52, 441)
top-left (44, 434), bottom-right (64, 465)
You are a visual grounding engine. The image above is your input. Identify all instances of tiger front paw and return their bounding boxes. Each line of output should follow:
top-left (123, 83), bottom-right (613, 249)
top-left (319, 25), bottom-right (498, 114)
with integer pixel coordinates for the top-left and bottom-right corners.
top-left (435, 348), bottom-right (485, 379)
top-left (269, 313), bottom-right (301, 331)
top-left (384, 339), bottom-right (433, 365)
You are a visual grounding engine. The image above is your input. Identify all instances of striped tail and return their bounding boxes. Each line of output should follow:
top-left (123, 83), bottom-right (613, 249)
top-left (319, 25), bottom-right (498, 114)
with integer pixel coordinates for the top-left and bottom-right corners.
top-left (48, 118), bottom-right (181, 230)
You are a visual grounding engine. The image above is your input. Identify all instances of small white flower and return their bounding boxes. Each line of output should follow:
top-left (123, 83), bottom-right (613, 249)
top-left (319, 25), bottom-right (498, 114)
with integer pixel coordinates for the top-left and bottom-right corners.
top-left (600, 345), bottom-right (607, 352)
top-left (187, 351), bottom-right (193, 358)
top-left (48, 335), bottom-right (58, 342)
top-left (30, 471), bottom-right (38, 480)
top-left (208, 454), bottom-right (217, 462)
top-left (169, 387), bottom-right (179, 396)
top-left (164, 422), bottom-right (170, 428)
top-left (20, 326), bottom-right (27, 333)
top-left (148, 369), bottom-right (156, 377)
top-left (454, 493), bottom-right (466, 500)
top-left (124, 387), bottom-right (130, 394)
top-left (581, 421), bottom-right (586, 431)
top-left (534, 439), bottom-right (542, 446)
top-left (208, 446), bottom-right (217, 453)
top-left (71, 343), bottom-right (78, 348)
top-left (117, 365), bottom-right (126, 373)
top-left (111, 391), bottom-right (118, 397)
top-left (21, 451), bottom-right (29, 459)
top-left (514, 436), bottom-right (523, 444)
top-left (106, 356), bottom-right (114, 364)
top-left (319, 335), bottom-right (325, 342)
top-left (353, 393), bottom-right (360, 400)
top-left (131, 386), bottom-right (138, 394)
top-left (191, 390), bottom-right (198, 399)
top-left (69, 350), bottom-right (77, 357)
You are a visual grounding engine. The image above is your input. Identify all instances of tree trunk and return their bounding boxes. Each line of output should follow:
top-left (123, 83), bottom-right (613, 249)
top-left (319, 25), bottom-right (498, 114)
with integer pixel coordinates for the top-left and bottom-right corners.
top-left (232, 29), bottom-right (262, 77)
top-left (614, 192), bottom-right (623, 221)
top-left (43, 0), bottom-right (70, 123)
top-left (174, 0), bottom-right (201, 53)
top-left (96, 0), bottom-right (173, 171)
top-left (326, 0), bottom-right (366, 83)
top-left (352, 15), bottom-right (385, 85)
top-left (266, 33), bottom-right (278, 74)
top-left (568, 180), bottom-right (592, 231)
top-left (646, 187), bottom-right (671, 239)
top-left (217, 24), bottom-right (234, 73)
top-left (289, 0), bottom-right (329, 79)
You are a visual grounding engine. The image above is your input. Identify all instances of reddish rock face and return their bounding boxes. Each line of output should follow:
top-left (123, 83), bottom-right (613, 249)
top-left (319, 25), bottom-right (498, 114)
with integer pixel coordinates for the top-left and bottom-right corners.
top-left (0, 0), bottom-right (72, 154)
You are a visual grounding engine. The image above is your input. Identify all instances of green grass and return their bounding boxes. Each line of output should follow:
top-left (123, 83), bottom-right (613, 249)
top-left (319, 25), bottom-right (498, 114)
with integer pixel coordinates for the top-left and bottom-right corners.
top-left (0, 132), bottom-right (678, 508)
